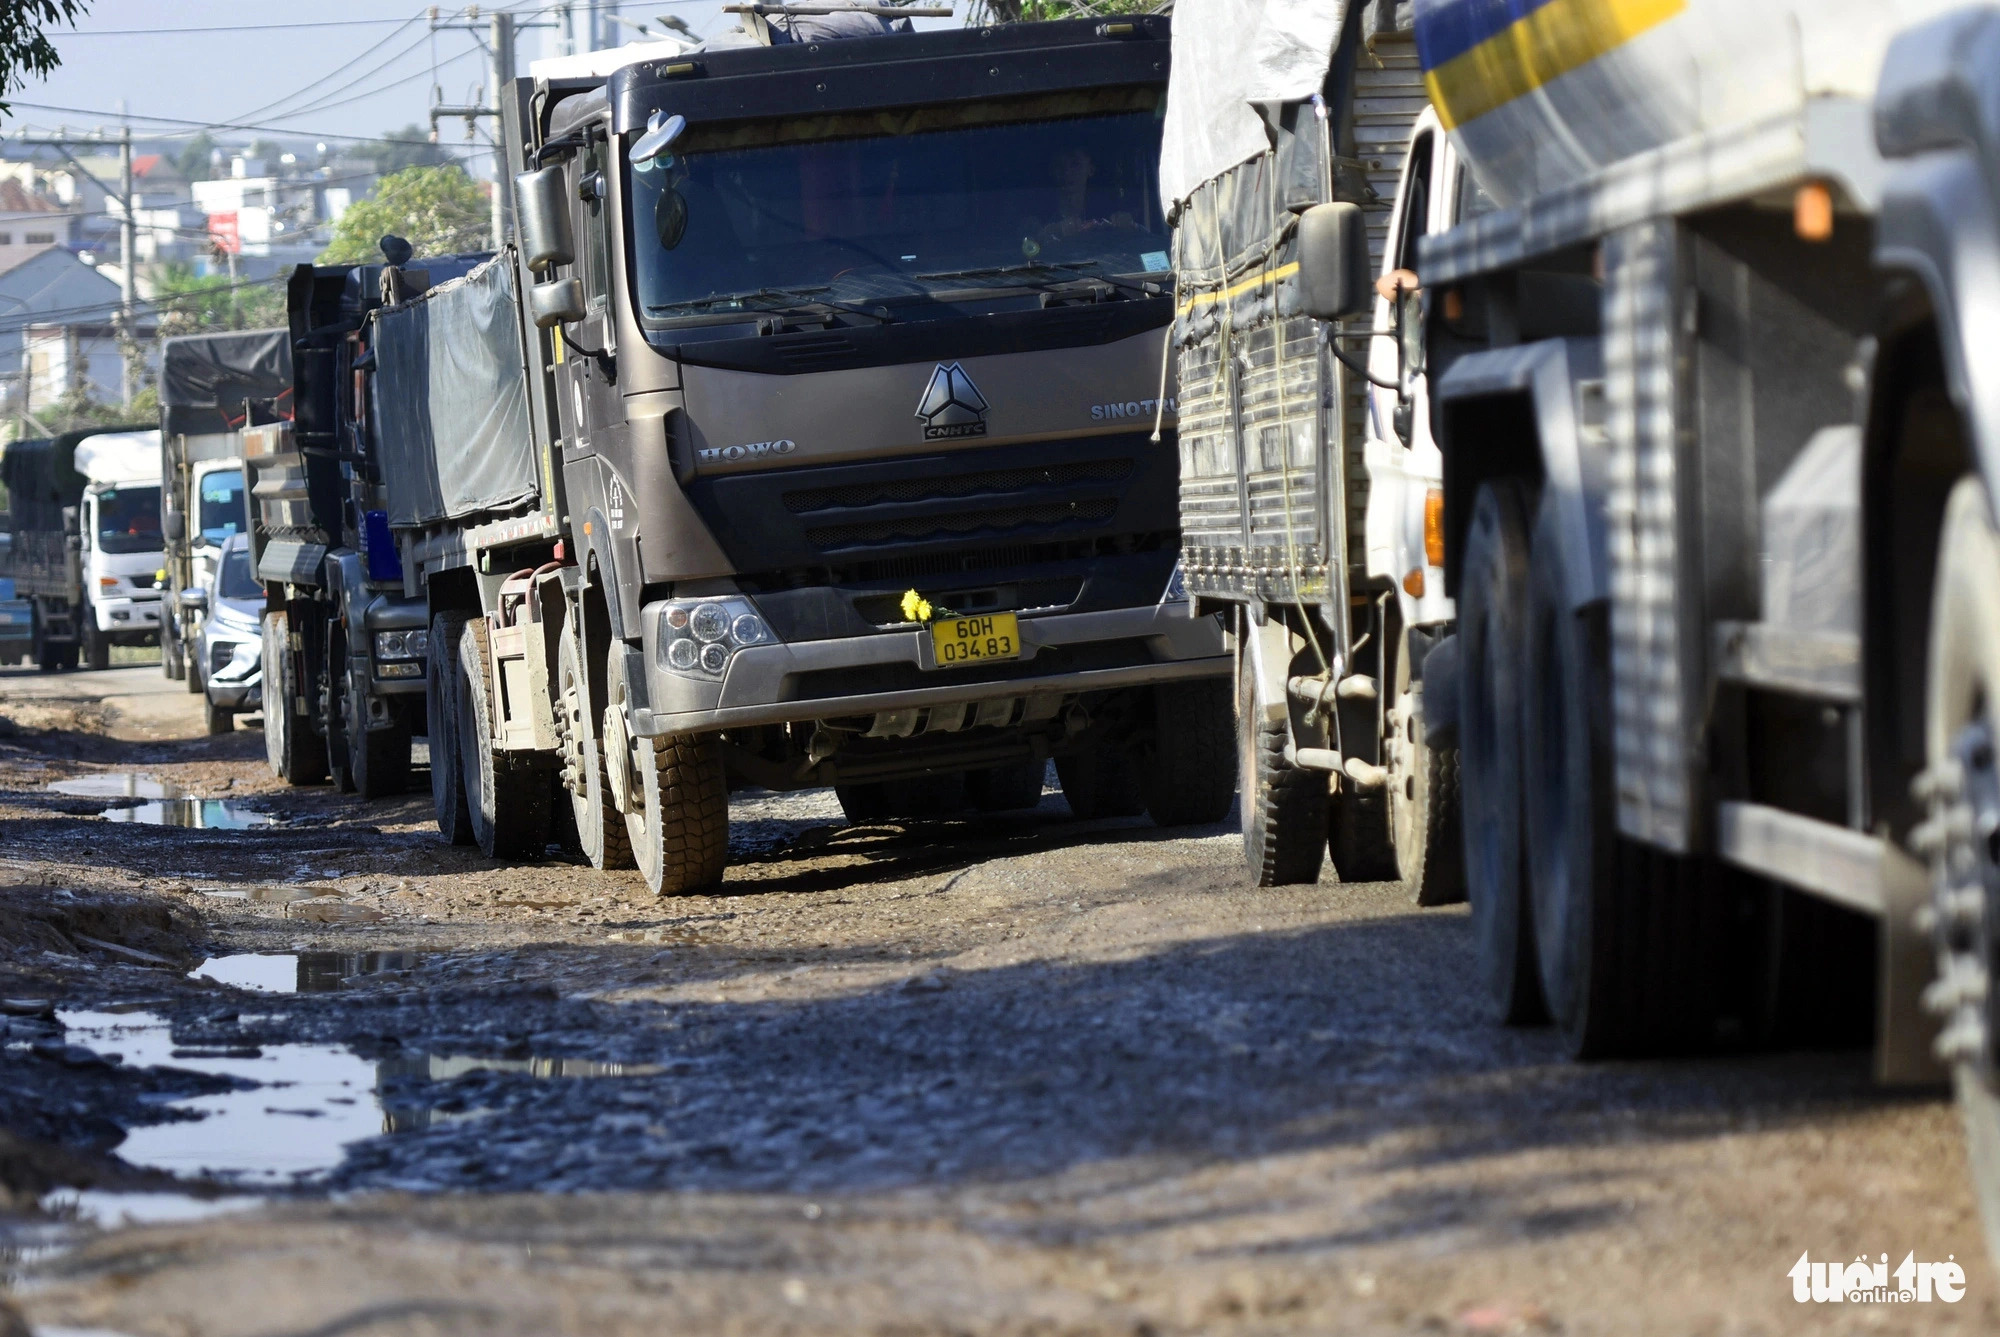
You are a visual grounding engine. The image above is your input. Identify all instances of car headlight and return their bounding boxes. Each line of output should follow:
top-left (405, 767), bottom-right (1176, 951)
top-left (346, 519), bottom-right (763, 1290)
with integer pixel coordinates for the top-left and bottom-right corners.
top-left (658, 597), bottom-right (773, 679)
top-left (374, 628), bottom-right (430, 661)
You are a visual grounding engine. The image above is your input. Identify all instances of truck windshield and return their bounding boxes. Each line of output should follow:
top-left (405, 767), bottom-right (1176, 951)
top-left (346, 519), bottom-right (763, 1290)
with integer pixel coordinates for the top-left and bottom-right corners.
top-left (217, 545), bottom-right (259, 601)
top-left (198, 468), bottom-right (244, 545)
top-left (629, 94), bottom-right (1168, 322)
top-left (95, 486), bottom-right (161, 554)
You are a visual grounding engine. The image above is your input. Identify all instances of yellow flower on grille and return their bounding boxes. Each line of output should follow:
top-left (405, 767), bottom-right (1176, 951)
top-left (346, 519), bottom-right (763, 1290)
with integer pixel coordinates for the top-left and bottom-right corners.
top-left (900, 589), bottom-right (934, 624)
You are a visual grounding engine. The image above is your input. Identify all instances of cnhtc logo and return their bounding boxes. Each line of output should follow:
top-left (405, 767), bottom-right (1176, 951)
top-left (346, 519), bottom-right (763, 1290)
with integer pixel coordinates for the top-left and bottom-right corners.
top-left (916, 362), bottom-right (988, 440)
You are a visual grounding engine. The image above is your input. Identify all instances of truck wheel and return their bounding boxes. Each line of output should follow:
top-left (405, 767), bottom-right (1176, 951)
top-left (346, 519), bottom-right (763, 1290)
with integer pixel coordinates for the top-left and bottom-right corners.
top-left (1459, 480), bottom-right (1546, 1024)
top-left (1329, 789), bottom-right (1399, 883)
top-left (1236, 650), bottom-right (1327, 885)
top-left (967, 759), bottom-right (1047, 811)
top-left (183, 626), bottom-right (203, 692)
top-left (1143, 678), bottom-right (1237, 827)
top-left (1521, 493), bottom-right (1731, 1057)
top-left (162, 619), bottom-right (184, 680)
top-left (1055, 745), bottom-right (1145, 819)
top-left (324, 623), bottom-right (356, 794)
top-left (84, 622), bottom-right (109, 672)
top-left (345, 682), bottom-right (411, 800)
top-left (263, 611), bottom-right (327, 786)
top-left (629, 732), bottom-right (729, 896)
top-left (427, 612), bottom-right (475, 845)
top-left (835, 774), bottom-right (967, 823)
top-left (204, 696), bottom-right (234, 735)
top-left (835, 783), bottom-right (891, 824)
top-left (1390, 666), bottom-right (1466, 907)
top-left (456, 616), bottom-right (551, 859)
top-left (557, 621), bottom-right (633, 869)
top-left (1918, 476), bottom-right (2000, 1268)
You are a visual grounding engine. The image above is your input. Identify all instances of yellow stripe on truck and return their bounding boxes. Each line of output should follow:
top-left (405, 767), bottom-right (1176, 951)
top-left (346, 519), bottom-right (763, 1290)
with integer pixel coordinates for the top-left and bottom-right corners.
top-left (1175, 261), bottom-right (1301, 318)
top-left (1425, 0), bottom-right (1686, 130)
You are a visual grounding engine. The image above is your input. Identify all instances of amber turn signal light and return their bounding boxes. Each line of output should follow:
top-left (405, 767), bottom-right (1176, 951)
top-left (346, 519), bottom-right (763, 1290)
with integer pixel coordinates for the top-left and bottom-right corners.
top-left (1423, 487), bottom-right (1446, 568)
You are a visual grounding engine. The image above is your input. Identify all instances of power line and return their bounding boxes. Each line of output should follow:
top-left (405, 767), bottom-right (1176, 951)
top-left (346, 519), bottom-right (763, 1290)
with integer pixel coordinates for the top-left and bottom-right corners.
top-left (2, 103), bottom-right (475, 150)
top-left (224, 18), bottom-right (428, 127)
top-left (265, 46), bottom-right (483, 125)
top-left (55, 18), bottom-right (426, 36)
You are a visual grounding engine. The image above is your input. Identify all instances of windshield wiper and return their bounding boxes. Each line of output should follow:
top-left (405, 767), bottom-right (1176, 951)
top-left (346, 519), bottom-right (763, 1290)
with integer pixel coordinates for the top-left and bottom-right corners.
top-left (660, 286), bottom-right (895, 325)
top-left (915, 261), bottom-right (1158, 299)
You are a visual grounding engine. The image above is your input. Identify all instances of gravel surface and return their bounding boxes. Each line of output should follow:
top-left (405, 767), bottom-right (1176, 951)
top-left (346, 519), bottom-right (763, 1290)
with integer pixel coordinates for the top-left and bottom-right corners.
top-left (0, 660), bottom-right (1994, 1336)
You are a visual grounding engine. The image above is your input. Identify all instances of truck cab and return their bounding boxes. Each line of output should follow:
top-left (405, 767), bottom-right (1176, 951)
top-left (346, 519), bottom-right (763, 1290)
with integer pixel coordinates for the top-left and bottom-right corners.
top-left (73, 430), bottom-right (165, 671)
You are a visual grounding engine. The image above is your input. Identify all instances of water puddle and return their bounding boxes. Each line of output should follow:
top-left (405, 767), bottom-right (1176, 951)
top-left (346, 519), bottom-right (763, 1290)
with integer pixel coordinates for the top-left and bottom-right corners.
top-left (202, 884), bottom-right (342, 905)
top-left (52, 1002), bottom-right (661, 1185)
top-left (46, 774), bottom-right (273, 828)
top-left (189, 952), bottom-right (424, 994)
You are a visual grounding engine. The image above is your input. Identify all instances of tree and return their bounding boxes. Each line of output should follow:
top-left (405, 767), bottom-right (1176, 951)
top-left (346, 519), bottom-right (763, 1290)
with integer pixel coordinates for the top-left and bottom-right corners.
top-left (318, 164), bottom-right (489, 265)
top-left (150, 262), bottom-right (287, 339)
top-left (357, 124), bottom-right (455, 178)
top-left (174, 131), bottom-right (217, 183)
top-left (0, 2), bottom-right (87, 118)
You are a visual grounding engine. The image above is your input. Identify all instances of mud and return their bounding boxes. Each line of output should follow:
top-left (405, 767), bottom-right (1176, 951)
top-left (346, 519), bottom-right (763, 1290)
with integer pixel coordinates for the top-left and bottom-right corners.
top-left (0, 662), bottom-right (1996, 1336)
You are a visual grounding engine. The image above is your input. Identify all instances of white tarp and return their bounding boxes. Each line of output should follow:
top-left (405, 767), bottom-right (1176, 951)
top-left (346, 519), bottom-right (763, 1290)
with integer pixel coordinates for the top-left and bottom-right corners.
top-left (1160, 0), bottom-right (1350, 210)
top-left (73, 429), bottom-right (161, 485)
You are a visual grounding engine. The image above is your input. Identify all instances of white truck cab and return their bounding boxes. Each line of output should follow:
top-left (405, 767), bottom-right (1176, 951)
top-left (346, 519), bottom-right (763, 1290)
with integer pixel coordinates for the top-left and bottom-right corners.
top-left (73, 430), bottom-right (165, 670)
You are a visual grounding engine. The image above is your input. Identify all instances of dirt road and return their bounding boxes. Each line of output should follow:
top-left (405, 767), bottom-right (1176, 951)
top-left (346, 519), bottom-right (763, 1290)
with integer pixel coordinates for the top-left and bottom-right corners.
top-left (0, 662), bottom-right (1994, 1335)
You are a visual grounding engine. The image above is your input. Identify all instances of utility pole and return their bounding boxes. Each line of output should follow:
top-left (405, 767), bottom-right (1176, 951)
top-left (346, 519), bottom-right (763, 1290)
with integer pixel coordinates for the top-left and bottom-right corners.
top-left (429, 7), bottom-right (549, 250)
top-left (118, 121), bottom-right (135, 408)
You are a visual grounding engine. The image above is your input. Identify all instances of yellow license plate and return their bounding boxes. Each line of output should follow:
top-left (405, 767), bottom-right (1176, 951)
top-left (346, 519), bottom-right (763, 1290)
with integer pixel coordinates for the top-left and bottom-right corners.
top-left (930, 612), bottom-right (1021, 667)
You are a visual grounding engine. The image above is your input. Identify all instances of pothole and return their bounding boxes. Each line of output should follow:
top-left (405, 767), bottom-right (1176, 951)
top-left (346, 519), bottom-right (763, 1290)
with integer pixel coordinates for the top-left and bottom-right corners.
top-left (189, 952), bottom-right (424, 994)
top-left (47, 774), bottom-right (274, 828)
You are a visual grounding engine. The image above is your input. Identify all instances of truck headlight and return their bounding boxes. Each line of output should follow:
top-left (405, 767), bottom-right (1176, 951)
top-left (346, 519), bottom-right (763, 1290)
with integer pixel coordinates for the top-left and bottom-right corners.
top-left (374, 629), bottom-right (430, 661)
top-left (658, 597), bottom-right (772, 679)
top-left (1162, 560), bottom-right (1189, 603)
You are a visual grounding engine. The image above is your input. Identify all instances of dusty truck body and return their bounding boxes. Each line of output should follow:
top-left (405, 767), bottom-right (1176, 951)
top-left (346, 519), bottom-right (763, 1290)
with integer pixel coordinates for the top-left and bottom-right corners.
top-left (1378, 0), bottom-right (2000, 1258)
top-left (0, 426), bottom-right (164, 671)
top-left (1161, 0), bottom-right (1455, 893)
top-left (157, 328), bottom-right (291, 690)
top-left (376, 14), bottom-right (1233, 892)
top-left (246, 258), bottom-right (482, 797)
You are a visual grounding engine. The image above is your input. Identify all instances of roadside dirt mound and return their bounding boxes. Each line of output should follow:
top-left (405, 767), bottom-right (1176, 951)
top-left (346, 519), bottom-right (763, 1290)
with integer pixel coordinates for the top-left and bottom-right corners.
top-left (0, 882), bottom-right (202, 968)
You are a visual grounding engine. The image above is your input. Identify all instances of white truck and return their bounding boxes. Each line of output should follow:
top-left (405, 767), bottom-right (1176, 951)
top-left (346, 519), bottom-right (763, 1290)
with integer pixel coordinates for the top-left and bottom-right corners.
top-left (1325, 0), bottom-right (2000, 1259)
top-left (0, 426), bottom-right (165, 670)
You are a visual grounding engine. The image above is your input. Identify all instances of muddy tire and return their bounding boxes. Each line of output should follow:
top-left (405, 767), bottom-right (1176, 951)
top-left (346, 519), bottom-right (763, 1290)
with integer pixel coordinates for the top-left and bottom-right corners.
top-left (204, 696), bottom-right (233, 735)
top-left (1919, 476), bottom-right (2000, 1269)
top-left (427, 612), bottom-right (475, 846)
top-left (1391, 672), bottom-right (1466, 907)
top-left (1328, 787), bottom-right (1398, 883)
top-left (264, 611), bottom-right (327, 786)
top-left (346, 678), bottom-right (411, 801)
top-left (1143, 678), bottom-right (1237, 827)
top-left (457, 616), bottom-right (551, 860)
top-left (1055, 745), bottom-right (1145, 819)
top-left (558, 621), bottom-right (634, 870)
top-left (1459, 480), bottom-right (1545, 1025)
top-left (83, 622), bottom-right (109, 672)
top-left (162, 620), bottom-right (184, 680)
top-left (629, 732), bottom-right (729, 895)
top-left (1237, 651), bottom-right (1326, 886)
top-left (324, 624), bottom-right (356, 795)
top-left (966, 760), bottom-right (1046, 811)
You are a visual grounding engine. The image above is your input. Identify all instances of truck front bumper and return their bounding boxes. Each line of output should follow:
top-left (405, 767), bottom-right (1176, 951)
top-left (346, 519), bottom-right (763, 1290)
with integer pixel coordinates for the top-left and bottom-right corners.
top-left (95, 595), bottom-right (161, 633)
top-left (634, 600), bottom-right (1228, 737)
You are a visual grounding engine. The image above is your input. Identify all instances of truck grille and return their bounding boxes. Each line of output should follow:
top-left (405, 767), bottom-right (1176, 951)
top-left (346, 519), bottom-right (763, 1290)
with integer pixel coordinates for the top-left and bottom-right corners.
top-left (804, 497), bottom-right (1119, 551)
top-left (784, 459), bottom-right (1133, 514)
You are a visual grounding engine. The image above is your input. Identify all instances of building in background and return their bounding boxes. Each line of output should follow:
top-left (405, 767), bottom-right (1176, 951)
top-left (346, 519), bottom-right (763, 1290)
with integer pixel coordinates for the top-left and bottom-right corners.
top-left (0, 247), bottom-right (155, 424)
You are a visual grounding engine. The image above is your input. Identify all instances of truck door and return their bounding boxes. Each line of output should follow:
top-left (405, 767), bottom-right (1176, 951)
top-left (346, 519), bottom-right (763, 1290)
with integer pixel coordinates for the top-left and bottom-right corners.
top-left (554, 137), bottom-right (618, 454)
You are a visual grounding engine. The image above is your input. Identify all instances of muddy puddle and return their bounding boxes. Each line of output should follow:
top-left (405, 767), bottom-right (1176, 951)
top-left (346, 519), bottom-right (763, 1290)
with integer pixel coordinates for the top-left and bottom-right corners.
top-left (190, 952), bottom-right (422, 994)
top-left (47, 773), bottom-right (274, 828)
top-left (56, 987), bottom-right (661, 1186)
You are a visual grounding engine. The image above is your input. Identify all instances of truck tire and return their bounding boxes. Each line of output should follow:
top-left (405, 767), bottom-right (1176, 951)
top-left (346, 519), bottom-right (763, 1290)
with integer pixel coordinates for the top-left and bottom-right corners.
top-left (324, 623), bottom-right (356, 794)
top-left (1236, 649), bottom-right (1327, 885)
top-left (557, 620), bottom-right (633, 869)
top-left (1917, 476), bottom-right (2000, 1268)
top-left (456, 616), bottom-right (551, 859)
top-left (967, 760), bottom-right (1047, 811)
top-left (835, 782), bottom-right (891, 824)
top-left (183, 627), bottom-right (204, 692)
top-left (345, 680), bottom-right (411, 800)
top-left (204, 696), bottom-right (233, 735)
top-left (263, 611), bottom-right (327, 786)
top-left (1142, 678), bottom-right (1238, 827)
top-left (1329, 788), bottom-right (1398, 883)
top-left (1521, 493), bottom-right (1732, 1057)
top-left (1458, 480), bottom-right (1546, 1024)
top-left (629, 732), bottom-right (729, 895)
top-left (836, 773), bottom-right (968, 823)
top-left (83, 622), bottom-right (109, 672)
top-left (1055, 745), bottom-right (1145, 819)
top-left (1391, 680), bottom-right (1467, 907)
top-left (427, 612), bottom-right (475, 846)
top-left (162, 618), bottom-right (184, 680)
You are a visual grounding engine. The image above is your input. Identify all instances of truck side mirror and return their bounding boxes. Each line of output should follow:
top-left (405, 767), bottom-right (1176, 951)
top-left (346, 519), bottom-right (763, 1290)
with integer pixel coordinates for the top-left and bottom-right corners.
top-left (1296, 202), bottom-right (1371, 321)
top-left (516, 165), bottom-right (576, 273)
top-left (530, 276), bottom-right (588, 329)
top-left (163, 508), bottom-right (184, 542)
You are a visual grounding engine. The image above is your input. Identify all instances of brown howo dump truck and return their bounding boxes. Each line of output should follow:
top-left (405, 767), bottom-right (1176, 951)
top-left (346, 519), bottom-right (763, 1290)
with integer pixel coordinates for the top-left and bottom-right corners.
top-left (368, 12), bottom-right (1233, 892)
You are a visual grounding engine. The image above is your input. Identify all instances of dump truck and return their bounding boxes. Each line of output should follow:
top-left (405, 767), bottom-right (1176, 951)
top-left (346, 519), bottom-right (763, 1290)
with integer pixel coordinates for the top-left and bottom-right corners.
top-left (157, 328), bottom-right (292, 691)
top-left (364, 12), bottom-right (1231, 892)
top-left (1293, 0), bottom-right (2000, 1261)
top-left (0, 426), bottom-right (164, 671)
top-left (246, 257), bottom-right (483, 797)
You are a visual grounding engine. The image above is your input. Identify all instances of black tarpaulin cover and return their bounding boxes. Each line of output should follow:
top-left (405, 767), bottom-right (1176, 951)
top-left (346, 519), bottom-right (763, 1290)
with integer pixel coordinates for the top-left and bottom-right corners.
top-left (372, 254), bottom-right (537, 529)
top-left (158, 328), bottom-right (293, 436)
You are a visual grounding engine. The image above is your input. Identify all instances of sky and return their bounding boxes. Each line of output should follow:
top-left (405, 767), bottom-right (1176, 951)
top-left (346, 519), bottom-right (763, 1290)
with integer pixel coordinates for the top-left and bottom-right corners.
top-left (14, 1), bottom-right (966, 172)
